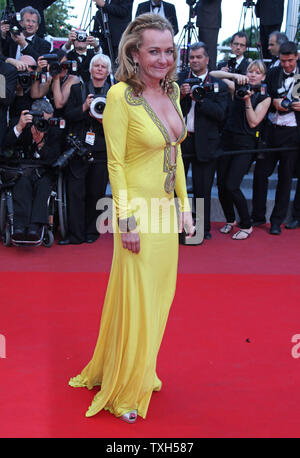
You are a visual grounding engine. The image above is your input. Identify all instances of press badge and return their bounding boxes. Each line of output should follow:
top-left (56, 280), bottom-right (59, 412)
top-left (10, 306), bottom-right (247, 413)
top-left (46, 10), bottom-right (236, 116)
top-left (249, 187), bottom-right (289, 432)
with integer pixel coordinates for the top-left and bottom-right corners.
top-left (85, 131), bottom-right (95, 146)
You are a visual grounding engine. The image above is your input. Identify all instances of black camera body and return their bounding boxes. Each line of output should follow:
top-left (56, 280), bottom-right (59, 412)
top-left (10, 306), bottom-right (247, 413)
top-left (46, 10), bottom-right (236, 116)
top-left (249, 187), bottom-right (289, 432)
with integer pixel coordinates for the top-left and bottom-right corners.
top-left (76, 30), bottom-right (87, 42)
top-left (28, 111), bottom-right (66, 133)
top-left (1, 9), bottom-right (24, 36)
top-left (183, 77), bottom-right (216, 102)
top-left (52, 135), bottom-right (93, 169)
top-left (227, 56), bottom-right (237, 73)
top-left (17, 71), bottom-right (42, 90)
top-left (235, 83), bottom-right (267, 99)
top-left (42, 54), bottom-right (78, 76)
top-left (281, 96), bottom-right (298, 111)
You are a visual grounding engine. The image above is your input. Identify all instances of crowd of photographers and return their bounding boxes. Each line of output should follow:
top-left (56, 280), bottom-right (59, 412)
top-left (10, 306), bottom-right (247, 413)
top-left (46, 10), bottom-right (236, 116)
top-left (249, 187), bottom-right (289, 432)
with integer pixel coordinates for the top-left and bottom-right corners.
top-left (0, 1), bottom-right (299, 247)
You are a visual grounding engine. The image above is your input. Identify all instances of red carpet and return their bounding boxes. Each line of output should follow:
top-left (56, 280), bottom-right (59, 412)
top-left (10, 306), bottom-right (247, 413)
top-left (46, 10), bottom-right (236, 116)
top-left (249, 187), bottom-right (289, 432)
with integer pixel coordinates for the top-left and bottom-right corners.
top-left (1, 223), bottom-right (300, 438)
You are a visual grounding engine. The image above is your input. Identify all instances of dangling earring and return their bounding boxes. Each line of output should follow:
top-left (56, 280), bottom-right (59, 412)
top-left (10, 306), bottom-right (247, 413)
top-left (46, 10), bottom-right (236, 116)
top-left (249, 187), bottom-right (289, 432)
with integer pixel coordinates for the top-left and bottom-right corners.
top-left (134, 61), bottom-right (138, 74)
top-left (161, 75), bottom-right (171, 94)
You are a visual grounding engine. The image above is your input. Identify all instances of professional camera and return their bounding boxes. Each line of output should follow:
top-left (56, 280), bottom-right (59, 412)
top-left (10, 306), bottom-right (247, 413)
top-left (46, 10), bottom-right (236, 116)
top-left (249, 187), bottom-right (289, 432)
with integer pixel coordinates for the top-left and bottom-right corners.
top-left (1, 8), bottom-right (24, 36)
top-left (28, 111), bottom-right (66, 133)
top-left (90, 96), bottom-right (106, 119)
top-left (76, 30), bottom-right (87, 42)
top-left (52, 135), bottom-right (93, 169)
top-left (42, 54), bottom-right (78, 76)
top-left (281, 96), bottom-right (299, 111)
top-left (227, 56), bottom-right (237, 73)
top-left (235, 83), bottom-right (267, 99)
top-left (183, 77), bottom-right (216, 102)
top-left (17, 71), bottom-right (42, 90)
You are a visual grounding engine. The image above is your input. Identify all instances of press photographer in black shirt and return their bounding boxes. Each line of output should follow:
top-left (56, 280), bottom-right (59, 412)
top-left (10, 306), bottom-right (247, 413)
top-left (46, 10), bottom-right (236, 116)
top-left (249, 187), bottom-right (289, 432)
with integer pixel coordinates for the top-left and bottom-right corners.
top-left (210, 60), bottom-right (271, 239)
top-left (59, 54), bottom-right (111, 245)
top-left (3, 98), bottom-right (65, 241)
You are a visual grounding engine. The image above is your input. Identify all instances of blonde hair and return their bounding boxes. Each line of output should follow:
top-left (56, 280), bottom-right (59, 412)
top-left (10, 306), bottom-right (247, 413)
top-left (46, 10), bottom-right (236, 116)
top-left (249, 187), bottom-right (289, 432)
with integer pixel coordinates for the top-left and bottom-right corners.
top-left (115, 13), bottom-right (178, 95)
top-left (247, 59), bottom-right (267, 75)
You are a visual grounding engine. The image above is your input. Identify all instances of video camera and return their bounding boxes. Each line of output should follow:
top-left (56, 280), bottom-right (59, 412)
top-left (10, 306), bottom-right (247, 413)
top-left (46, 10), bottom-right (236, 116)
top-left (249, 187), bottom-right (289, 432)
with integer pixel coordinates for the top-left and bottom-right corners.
top-left (235, 83), bottom-right (267, 99)
top-left (52, 135), bottom-right (93, 169)
top-left (90, 95), bottom-right (106, 120)
top-left (183, 77), bottom-right (217, 102)
top-left (17, 71), bottom-right (42, 90)
top-left (41, 54), bottom-right (78, 77)
top-left (28, 111), bottom-right (66, 133)
top-left (1, 5), bottom-right (24, 36)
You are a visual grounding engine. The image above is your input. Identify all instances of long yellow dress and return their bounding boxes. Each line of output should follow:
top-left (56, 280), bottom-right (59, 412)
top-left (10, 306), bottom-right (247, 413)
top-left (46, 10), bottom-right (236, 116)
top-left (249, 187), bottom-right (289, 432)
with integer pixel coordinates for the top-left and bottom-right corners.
top-left (69, 81), bottom-right (189, 419)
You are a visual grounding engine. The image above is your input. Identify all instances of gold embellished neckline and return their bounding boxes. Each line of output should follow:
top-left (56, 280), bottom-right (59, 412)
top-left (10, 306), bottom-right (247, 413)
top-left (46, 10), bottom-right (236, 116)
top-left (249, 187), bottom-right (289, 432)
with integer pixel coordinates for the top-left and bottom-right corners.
top-left (125, 84), bottom-right (186, 194)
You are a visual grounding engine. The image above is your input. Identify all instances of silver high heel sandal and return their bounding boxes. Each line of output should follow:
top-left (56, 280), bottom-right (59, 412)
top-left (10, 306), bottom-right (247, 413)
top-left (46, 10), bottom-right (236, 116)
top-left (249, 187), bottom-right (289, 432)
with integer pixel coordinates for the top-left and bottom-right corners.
top-left (121, 409), bottom-right (137, 424)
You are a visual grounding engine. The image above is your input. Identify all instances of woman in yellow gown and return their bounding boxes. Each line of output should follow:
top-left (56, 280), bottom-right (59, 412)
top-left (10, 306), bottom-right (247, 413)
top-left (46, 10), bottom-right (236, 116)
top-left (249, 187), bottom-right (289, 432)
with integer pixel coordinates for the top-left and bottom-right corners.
top-left (69, 13), bottom-right (194, 423)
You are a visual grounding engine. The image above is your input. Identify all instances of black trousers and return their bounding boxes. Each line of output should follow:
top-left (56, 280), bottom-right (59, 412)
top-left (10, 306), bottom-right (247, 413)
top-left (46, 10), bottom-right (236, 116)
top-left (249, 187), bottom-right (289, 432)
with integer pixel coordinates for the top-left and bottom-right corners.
top-left (181, 134), bottom-right (216, 233)
top-left (12, 169), bottom-right (53, 228)
top-left (198, 27), bottom-right (219, 70)
top-left (217, 151), bottom-right (254, 229)
top-left (67, 158), bottom-right (109, 243)
top-left (252, 124), bottom-right (300, 225)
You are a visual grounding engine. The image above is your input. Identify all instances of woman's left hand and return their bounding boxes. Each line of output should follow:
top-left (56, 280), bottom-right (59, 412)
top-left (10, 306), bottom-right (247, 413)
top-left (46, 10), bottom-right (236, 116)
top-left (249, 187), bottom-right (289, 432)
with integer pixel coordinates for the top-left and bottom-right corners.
top-left (179, 211), bottom-right (195, 239)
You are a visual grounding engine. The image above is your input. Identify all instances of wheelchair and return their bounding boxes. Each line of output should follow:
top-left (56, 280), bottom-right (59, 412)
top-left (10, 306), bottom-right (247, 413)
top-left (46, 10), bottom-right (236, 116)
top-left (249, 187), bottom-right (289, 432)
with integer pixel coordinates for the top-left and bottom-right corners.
top-left (0, 162), bottom-right (68, 248)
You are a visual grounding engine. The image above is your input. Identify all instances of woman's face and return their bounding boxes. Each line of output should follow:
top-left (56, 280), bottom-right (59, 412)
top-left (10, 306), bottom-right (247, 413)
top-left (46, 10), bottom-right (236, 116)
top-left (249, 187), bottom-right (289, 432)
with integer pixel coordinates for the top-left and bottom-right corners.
top-left (246, 66), bottom-right (265, 85)
top-left (91, 60), bottom-right (110, 82)
top-left (132, 28), bottom-right (175, 84)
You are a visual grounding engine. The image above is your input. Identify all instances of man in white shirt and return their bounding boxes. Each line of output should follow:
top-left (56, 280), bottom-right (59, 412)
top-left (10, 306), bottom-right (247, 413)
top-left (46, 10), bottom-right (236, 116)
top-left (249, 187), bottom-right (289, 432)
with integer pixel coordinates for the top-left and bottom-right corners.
top-left (252, 41), bottom-right (300, 235)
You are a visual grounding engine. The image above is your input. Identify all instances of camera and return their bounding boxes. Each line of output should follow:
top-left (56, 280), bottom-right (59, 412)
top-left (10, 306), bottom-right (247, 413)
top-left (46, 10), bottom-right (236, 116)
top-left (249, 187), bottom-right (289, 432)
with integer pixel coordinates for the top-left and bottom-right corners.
top-left (183, 77), bottom-right (216, 102)
top-left (235, 83), bottom-right (267, 99)
top-left (76, 30), bottom-right (87, 42)
top-left (90, 96), bottom-right (106, 119)
top-left (1, 9), bottom-right (24, 36)
top-left (227, 56), bottom-right (237, 73)
top-left (42, 54), bottom-right (78, 76)
top-left (281, 96), bottom-right (298, 111)
top-left (17, 71), bottom-right (42, 90)
top-left (28, 111), bottom-right (66, 133)
top-left (52, 135), bottom-right (93, 169)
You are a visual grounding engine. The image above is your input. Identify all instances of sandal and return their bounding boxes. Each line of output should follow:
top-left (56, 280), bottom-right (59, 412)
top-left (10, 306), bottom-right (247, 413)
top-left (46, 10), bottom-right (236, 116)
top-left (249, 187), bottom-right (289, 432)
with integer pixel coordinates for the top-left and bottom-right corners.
top-left (121, 409), bottom-right (137, 424)
top-left (219, 221), bottom-right (237, 234)
top-left (232, 227), bottom-right (253, 240)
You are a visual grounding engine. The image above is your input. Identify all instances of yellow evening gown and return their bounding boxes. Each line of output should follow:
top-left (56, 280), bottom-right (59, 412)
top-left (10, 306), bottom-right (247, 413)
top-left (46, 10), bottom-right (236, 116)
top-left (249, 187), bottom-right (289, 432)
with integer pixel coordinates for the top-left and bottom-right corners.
top-left (69, 81), bottom-right (189, 419)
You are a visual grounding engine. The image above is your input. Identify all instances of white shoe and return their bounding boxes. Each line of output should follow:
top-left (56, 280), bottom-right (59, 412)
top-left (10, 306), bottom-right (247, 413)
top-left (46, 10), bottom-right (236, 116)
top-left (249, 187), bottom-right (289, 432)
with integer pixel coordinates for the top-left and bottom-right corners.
top-left (219, 221), bottom-right (237, 234)
top-left (121, 409), bottom-right (137, 424)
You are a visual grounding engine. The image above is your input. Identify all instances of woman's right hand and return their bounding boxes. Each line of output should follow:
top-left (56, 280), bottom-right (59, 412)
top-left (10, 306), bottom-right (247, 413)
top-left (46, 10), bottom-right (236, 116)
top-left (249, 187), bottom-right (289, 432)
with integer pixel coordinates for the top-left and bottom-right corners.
top-left (121, 230), bottom-right (140, 254)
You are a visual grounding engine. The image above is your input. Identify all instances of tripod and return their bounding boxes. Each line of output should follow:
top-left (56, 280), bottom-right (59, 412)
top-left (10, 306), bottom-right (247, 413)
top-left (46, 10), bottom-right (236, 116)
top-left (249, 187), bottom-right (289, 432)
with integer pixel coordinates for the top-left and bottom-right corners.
top-left (79, 0), bottom-right (115, 72)
top-left (238, 0), bottom-right (263, 60)
top-left (177, 6), bottom-right (198, 71)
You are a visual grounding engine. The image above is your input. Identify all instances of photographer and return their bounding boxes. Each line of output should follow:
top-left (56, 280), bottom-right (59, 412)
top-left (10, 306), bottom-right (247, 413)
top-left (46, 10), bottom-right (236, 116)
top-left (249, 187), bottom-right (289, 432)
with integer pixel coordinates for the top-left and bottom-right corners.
top-left (8, 54), bottom-right (36, 119)
top-left (30, 49), bottom-right (80, 115)
top-left (252, 41), bottom-right (300, 235)
top-left (0, 53), bottom-right (17, 150)
top-left (178, 41), bottom-right (229, 240)
top-left (210, 61), bottom-right (271, 240)
top-left (1, 6), bottom-right (51, 61)
top-left (12, 1), bottom-right (57, 38)
top-left (61, 29), bottom-right (102, 83)
top-left (217, 31), bottom-right (250, 75)
top-left (2, 98), bottom-right (64, 240)
top-left (59, 54), bottom-right (111, 245)
top-left (92, 0), bottom-right (133, 64)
